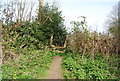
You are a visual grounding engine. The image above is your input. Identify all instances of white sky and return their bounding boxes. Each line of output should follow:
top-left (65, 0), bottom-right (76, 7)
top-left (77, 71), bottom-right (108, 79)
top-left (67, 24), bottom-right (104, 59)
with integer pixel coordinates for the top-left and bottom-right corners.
top-left (1, 0), bottom-right (119, 32)
top-left (58, 0), bottom-right (119, 32)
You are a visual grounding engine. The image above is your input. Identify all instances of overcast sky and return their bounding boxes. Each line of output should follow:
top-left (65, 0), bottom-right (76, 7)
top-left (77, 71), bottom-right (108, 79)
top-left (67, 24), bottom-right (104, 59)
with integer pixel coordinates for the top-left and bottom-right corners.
top-left (58, 0), bottom-right (119, 32)
top-left (1, 0), bottom-right (119, 32)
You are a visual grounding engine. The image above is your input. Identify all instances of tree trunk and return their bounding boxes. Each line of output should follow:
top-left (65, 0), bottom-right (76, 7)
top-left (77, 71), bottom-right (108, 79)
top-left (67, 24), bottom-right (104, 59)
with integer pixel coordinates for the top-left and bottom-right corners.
top-left (38, 0), bottom-right (44, 21)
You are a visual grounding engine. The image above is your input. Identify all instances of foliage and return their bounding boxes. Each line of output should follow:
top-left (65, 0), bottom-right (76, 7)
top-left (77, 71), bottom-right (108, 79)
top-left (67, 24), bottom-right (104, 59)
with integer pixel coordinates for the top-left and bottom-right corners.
top-left (67, 16), bottom-right (118, 60)
top-left (1, 1), bottom-right (67, 79)
top-left (2, 49), bottom-right (55, 79)
top-left (62, 53), bottom-right (119, 79)
top-left (16, 21), bottom-right (46, 49)
top-left (1, 0), bottom-right (119, 80)
top-left (2, 1), bottom-right (67, 53)
top-left (2, 21), bottom-right (45, 50)
top-left (2, 2), bottom-right (67, 63)
top-left (37, 3), bottom-right (67, 46)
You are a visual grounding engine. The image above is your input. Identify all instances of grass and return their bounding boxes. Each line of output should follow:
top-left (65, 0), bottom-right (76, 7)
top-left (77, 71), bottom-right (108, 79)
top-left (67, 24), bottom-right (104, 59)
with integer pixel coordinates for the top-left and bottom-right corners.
top-left (2, 48), bottom-right (119, 79)
top-left (2, 49), bottom-right (56, 79)
top-left (62, 53), bottom-right (119, 79)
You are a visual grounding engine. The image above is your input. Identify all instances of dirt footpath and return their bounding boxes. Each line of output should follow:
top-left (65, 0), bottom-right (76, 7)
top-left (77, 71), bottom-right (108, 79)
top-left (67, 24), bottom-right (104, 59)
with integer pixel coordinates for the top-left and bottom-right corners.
top-left (46, 56), bottom-right (63, 79)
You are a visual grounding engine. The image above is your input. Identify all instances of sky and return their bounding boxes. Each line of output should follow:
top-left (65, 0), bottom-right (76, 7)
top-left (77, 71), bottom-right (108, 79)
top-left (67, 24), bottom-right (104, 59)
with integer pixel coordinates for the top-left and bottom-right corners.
top-left (1, 0), bottom-right (119, 32)
top-left (58, 0), bottom-right (119, 32)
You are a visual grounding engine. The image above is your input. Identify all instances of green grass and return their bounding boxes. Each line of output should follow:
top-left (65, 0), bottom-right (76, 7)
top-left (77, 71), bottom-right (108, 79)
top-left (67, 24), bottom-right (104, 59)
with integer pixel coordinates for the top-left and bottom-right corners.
top-left (2, 48), bottom-right (119, 79)
top-left (2, 49), bottom-right (56, 79)
top-left (62, 53), bottom-right (119, 79)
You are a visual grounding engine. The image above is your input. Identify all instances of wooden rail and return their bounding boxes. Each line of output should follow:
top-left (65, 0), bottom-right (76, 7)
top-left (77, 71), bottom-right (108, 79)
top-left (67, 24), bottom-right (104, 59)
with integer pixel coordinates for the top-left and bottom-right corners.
top-left (48, 35), bottom-right (67, 53)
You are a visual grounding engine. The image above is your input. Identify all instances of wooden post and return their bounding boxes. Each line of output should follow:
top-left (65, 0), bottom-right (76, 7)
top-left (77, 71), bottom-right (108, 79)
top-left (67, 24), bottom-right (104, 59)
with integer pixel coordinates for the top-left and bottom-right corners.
top-left (50, 34), bottom-right (53, 46)
top-left (0, 21), bottom-right (2, 80)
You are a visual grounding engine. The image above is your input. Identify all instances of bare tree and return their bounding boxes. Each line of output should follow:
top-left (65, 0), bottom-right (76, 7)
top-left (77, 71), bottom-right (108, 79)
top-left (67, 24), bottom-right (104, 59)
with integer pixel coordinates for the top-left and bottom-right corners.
top-left (105, 3), bottom-right (119, 38)
top-left (1, 0), bottom-right (37, 24)
top-left (104, 2), bottom-right (120, 55)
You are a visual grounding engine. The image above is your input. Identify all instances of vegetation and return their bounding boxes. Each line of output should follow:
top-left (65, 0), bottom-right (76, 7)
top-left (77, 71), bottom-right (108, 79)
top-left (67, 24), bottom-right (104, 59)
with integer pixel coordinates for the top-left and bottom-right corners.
top-left (105, 4), bottom-right (120, 38)
top-left (0, 0), bottom-right (119, 80)
top-left (2, 49), bottom-right (55, 79)
top-left (62, 17), bottom-right (119, 79)
top-left (37, 3), bottom-right (67, 46)
top-left (105, 4), bottom-right (120, 53)
top-left (67, 16), bottom-right (118, 60)
top-left (62, 53), bottom-right (119, 79)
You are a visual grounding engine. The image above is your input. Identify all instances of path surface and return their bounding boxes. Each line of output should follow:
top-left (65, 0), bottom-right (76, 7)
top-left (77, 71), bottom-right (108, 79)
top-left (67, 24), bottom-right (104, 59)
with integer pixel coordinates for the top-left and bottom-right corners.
top-left (46, 56), bottom-right (63, 79)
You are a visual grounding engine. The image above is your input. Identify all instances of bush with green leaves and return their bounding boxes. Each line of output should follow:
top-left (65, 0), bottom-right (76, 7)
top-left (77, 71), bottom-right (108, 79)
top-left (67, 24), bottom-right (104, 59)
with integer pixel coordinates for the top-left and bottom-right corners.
top-left (16, 21), bottom-right (46, 49)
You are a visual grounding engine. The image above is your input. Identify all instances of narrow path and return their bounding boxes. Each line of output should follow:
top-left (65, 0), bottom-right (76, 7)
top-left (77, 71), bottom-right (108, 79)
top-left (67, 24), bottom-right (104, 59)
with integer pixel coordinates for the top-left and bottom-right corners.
top-left (46, 56), bottom-right (63, 79)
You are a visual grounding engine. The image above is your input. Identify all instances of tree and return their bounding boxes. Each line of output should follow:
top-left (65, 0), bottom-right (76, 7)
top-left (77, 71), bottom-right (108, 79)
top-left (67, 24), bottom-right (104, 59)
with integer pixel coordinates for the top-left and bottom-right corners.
top-left (105, 3), bottom-right (120, 38)
top-left (37, 3), bottom-right (67, 46)
top-left (1, 0), bottom-right (67, 51)
top-left (105, 2), bottom-right (120, 54)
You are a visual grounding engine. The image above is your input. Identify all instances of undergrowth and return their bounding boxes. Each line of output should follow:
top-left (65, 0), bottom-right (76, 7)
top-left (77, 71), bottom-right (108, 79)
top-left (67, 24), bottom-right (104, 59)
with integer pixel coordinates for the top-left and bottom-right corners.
top-left (62, 53), bottom-right (119, 79)
top-left (2, 49), bottom-right (119, 79)
top-left (2, 49), bottom-right (56, 79)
